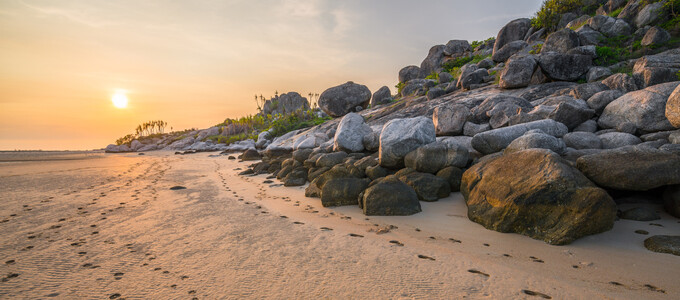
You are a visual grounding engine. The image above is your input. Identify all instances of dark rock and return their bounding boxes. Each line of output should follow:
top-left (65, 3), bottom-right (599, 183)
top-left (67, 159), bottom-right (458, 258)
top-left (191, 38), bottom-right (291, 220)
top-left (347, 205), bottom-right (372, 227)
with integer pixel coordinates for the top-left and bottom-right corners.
top-left (518, 82), bottom-right (577, 102)
top-left (492, 40), bottom-right (528, 63)
top-left (663, 185), bottom-right (680, 218)
top-left (505, 129), bottom-right (567, 155)
top-left (587, 90), bottom-right (624, 115)
top-left (433, 104), bottom-right (470, 136)
top-left (321, 178), bottom-right (370, 207)
top-left (399, 172), bottom-right (451, 202)
top-left (499, 54), bottom-right (537, 89)
top-left (361, 176), bottom-right (421, 216)
top-left (470, 94), bottom-right (533, 124)
top-left (548, 101), bottom-right (596, 130)
top-left (620, 207), bottom-right (660, 221)
top-left (574, 119), bottom-right (599, 133)
top-left (564, 132), bottom-right (603, 149)
top-left (538, 52), bottom-right (592, 81)
top-left (457, 65), bottom-right (488, 90)
top-left (315, 152), bottom-right (348, 168)
top-left (283, 167), bottom-right (307, 186)
top-left (464, 122), bottom-right (491, 136)
top-left (420, 45), bottom-right (447, 76)
top-left (542, 29), bottom-right (580, 53)
top-left (436, 166), bottom-right (463, 192)
top-left (636, 1), bottom-right (667, 27)
top-left (633, 49), bottom-right (680, 88)
top-left (426, 87), bottom-right (445, 100)
top-left (241, 149), bottom-right (262, 161)
top-left (444, 40), bottom-right (472, 56)
top-left (599, 132), bottom-right (642, 149)
top-left (292, 149), bottom-right (314, 163)
top-left (576, 146), bottom-right (680, 191)
top-left (404, 141), bottom-right (468, 174)
top-left (576, 25), bottom-right (605, 46)
top-left (587, 67), bottom-right (613, 83)
top-left (569, 82), bottom-right (609, 101)
top-left (318, 81), bottom-right (371, 118)
top-left (169, 186), bottom-right (187, 190)
top-left (644, 235), bottom-right (680, 256)
top-left (371, 86), bottom-right (393, 107)
top-left (461, 149), bottom-right (616, 245)
top-left (365, 165), bottom-right (388, 181)
top-left (399, 65), bottom-right (423, 83)
top-left (493, 18), bottom-right (532, 59)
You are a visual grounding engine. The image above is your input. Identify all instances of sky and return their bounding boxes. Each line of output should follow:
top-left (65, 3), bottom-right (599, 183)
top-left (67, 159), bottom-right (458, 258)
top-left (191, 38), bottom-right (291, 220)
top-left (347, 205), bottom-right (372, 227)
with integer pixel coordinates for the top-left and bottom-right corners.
top-left (0, 0), bottom-right (543, 150)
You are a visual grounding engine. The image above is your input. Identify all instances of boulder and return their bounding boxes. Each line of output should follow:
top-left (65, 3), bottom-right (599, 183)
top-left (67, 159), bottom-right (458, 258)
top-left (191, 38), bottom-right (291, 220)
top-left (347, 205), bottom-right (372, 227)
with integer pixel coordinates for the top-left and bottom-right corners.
top-left (457, 65), bottom-right (488, 90)
top-left (564, 132), bottom-right (603, 149)
top-left (602, 73), bottom-right (638, 93)
top-left (464, 122), bottom-right (491, 136)
top-left (362, 131), bottom-right (380, 152)
top-left (620, 207), bottom-right (660, 221)
top-left (599, 132), bottom-right (642, 149)
top-left (589, 15), bottom-right (631, 37)
top-left (370, 86), bottom-right (392, 107)
top-left (633, 49), bottom-right (680, 88)
top-left (461, 149), bottom-right (616, 245)
top-left (361, 176), bottom-right (421, 216)
top-left (471, 119), bottom-right (569, 155)
top-left (666, 83), bottom-right (680, 128)
top-left (576, 25), bottom-right (606, 46)
top-left (365, 165), bottom-right (388, 181)
top-left (569, 82), bottom-right (609, 101)
top-left (599, 82), bottom-right (679, 133)
top-left (426, 87), bottom-right (446, 100)
top-left (320, 178), bottom-right (370, 207)
top-left (538, 53), bottom-right (592, 81)
top-left (241, 149), bottom-right (262, 161)
top-left (644, 236), bottom-right (680, 256)
top-left (444, 40), bottom-right (472, 56)
top-left (438, 72), bottom-right (454, 83)
top-left (567, 45), bottom-right (597, 58)
top-left (470, 94), bottom-right (533, 124)
top-left (399, 172), bottom-right (451, 202)
top-left (548, 101), bottom-right (597, 130)
top-left (399, 65), bottom-right (422, 83)
top-left (333, 113), bottom-right (372, 153)
top-left (576, 146), bottom-right (680, 191)
top-left (493, 18), bottom-right (532, 58)
top-left (505, 129), bottom-right (567, 155)
top-left (636, 1), bottom-right (667, 27)
top-left (404, 141), bottom-right (469, 174)
top-left (574, 119), bottom-right (599, 132)
top-left (436, 166), bottom-right (463, 192)
top-left (587, 67), bottom-right (613, 83)
top-left (542, 29), bottom-right (580, 53)
top-left (283, 167), bottom-right (307, 186)
top-left (379, 117), bottom-right (436, 168)
top-left (318, 81), bottom-right (371, 117)
top-left (663, 184), bottom-right (680, 218)
top-left (315, 151), bottom-right (348, 168)
top-left (587, 90), bottom-right (624, 114)
top-left (433, 104), bottom-right (470, 136)
top-left (499, 54), bottom-right (537, 89)
top-left (641, 26), bottom-right (671, 47)
top-left (292, 148), bottom-right (314, 163)
top-left (492, 40), bottom-right (528, 62)
top-left (420, 45), bottom-right (447, 76)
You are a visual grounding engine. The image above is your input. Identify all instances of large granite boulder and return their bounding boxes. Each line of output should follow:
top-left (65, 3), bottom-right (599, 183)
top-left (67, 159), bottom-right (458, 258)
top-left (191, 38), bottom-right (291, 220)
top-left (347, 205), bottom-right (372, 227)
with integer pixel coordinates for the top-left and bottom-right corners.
top-left (333, 113), bottom-right (372, 153)
top-left (371, 86), bottom-right (393, 107)
top-left (444, 39), bottom-right (472, 57)
top-left (420, 45), bottom-right (447, 76)
top-left (471, 119), bottom-right (568, 155)
top-left (499, 54), bottom-right (537, 89)
top-left (602, 73), bottom-right (638, 93)
top-left (492, 40), bottom-right (528, 63)
top-left (379, 117), bottom-right (436, 168)
top-left (636, 1), bottom-right (667, 27)
top-left (542, 29), bottom-right (580, 53)
top-left (404, 141), bottom-right (469, 174)
top-left (633, 49), bottom-right (680, 88)
top-left (433, 104), bottom-right (470, 136)
top-left (399, 65), bottom-right (422, 83)
top-left (666, 83), bottom-right (680, 128)
top-left (538, 52), bottom-right (592, 81)
top-left (461, 149), bottom-right (616, 245)
top-left (241, 149), bottom-right (262, 161)
top-left (641, 26), bottom-right (671, 47)
top-left (599, 82), bottom-right (679, 134)
top-left (493, 18), bottom-right (532, 58)
top-left (399, 172), bottom-right (451, 202)
top-left (318, 81), bottom-right (371, 117)
top-left (361, 176), bottom-right (421, 216)
top-left (321, 178), bottom-right (370, 207)
top-left (576, 146), bottom-right (680, 191)
top-left (505, 129), bottom-right (567, 155)
top-left (457, 65), bottom-right (488, 90)
top-left (564, 132), bottom-right (603, 149)
top-left (599, 132), bottom-right (642, 149)
top-left (664, 185), bottom-right (680, 218)
top-left (588, 90), bottom-right (624, 115)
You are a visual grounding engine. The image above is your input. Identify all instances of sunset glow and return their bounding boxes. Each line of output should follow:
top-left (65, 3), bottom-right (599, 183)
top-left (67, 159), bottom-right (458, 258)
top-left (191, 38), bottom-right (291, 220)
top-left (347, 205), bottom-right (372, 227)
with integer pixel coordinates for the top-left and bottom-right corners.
top-left (112, 92), bottom-right (129, 109)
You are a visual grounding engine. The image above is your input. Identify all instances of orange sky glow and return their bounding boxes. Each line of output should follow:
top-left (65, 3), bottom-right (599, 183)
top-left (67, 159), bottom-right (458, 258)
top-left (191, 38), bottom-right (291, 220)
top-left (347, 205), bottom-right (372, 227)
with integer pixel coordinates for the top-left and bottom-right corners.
top-left (0, 0), bottom-right (541, 150)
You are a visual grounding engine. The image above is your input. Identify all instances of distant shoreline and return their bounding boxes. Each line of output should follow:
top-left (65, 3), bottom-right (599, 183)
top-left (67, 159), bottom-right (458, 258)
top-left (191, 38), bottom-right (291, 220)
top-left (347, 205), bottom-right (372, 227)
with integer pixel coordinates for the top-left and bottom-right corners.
top-left (0, 150), bottom-right (105, 162)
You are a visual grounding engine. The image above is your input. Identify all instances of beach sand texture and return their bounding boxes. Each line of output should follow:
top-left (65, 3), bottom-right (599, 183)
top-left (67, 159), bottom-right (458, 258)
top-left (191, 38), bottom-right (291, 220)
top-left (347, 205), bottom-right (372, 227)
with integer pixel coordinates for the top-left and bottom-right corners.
top-left (1, 151), bottom-right (678, 299)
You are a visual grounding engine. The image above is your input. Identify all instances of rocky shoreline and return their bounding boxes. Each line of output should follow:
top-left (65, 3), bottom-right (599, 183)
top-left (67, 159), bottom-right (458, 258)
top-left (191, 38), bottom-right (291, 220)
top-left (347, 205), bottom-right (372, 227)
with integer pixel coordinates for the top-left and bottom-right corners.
top-left (107, 0), bottom-right (680, 254)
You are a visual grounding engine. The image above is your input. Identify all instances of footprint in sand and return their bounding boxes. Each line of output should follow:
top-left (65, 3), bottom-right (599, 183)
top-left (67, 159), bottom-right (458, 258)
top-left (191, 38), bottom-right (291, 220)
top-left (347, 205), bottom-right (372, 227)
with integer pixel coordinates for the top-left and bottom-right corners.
top-left (635, 230), bottom-right (649, 235)
top-left (522, 289), bottom-right (552, 299)
top-left (389, 240), bottom-right (404, 246)
top-left (609, 281), bottom-right (624, 286)
top-left (5, 260), bottom-right (15, 265)
top-left (320, 227), bottom-right (333, 231)
top-left (169, 186), bottom-right (186, 190)
top-left (467, 269), bottom-right (489, 277)
top-left (644, 284), bottom-right (665, 293)
top-left (417, 255), bottom-right (435, 261)
top-left (293, 221), bottom-right (304, 225)
top-left (108, 293), bottom-right (121, 299)
top-left (1, 273), bottom-right (20, 282)
top-left (529, 256), bottom-right (544, 263)
top-left (348, 233), bottom-right (364, 238)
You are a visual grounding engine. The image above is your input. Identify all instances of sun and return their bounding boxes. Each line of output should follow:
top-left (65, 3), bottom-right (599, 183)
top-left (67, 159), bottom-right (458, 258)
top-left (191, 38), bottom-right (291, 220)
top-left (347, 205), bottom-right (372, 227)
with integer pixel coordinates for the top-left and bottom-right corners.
top-left (111, 91), bottom-right (128, 109)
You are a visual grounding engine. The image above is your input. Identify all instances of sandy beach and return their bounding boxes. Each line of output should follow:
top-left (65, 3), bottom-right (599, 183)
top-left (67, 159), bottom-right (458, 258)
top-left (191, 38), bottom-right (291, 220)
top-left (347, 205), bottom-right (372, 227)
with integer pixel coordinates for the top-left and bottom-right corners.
top-left (1, 151), bottom-right (678, 299)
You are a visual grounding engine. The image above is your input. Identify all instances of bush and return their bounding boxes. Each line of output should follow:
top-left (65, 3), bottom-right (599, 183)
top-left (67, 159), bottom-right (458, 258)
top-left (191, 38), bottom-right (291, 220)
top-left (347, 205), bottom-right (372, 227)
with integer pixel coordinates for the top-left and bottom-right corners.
top-left (441, 54), bottom-right (490, 74)
top-left (594, 46), bottom-right (628, 66)
top-left (470, 37), bottom-right (495, 49)
top-left (531, 0), bottom-right (582, 31)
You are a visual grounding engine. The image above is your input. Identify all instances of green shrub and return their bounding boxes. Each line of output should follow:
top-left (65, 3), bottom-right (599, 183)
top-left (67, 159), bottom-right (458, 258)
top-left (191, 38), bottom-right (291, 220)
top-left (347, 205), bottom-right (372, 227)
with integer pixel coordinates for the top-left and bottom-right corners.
top-left (441, 54), bottom-right (490, 74)
top-left (609, 7), bottom-right (623, 17)
top-left (470, 37), bottom-right (495, 49)
top-left (529, 43), bottom-right (543, 54)
top-left (531, 0), bottom-right (583, 31)
top-left (395, 82), bottom-right (406, 96)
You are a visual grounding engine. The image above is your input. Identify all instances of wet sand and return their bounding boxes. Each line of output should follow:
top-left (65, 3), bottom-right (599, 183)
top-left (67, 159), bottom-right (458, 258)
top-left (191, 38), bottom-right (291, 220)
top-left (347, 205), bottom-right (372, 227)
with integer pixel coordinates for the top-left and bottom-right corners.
top-left (0, 151), bottom-right (678, 299)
